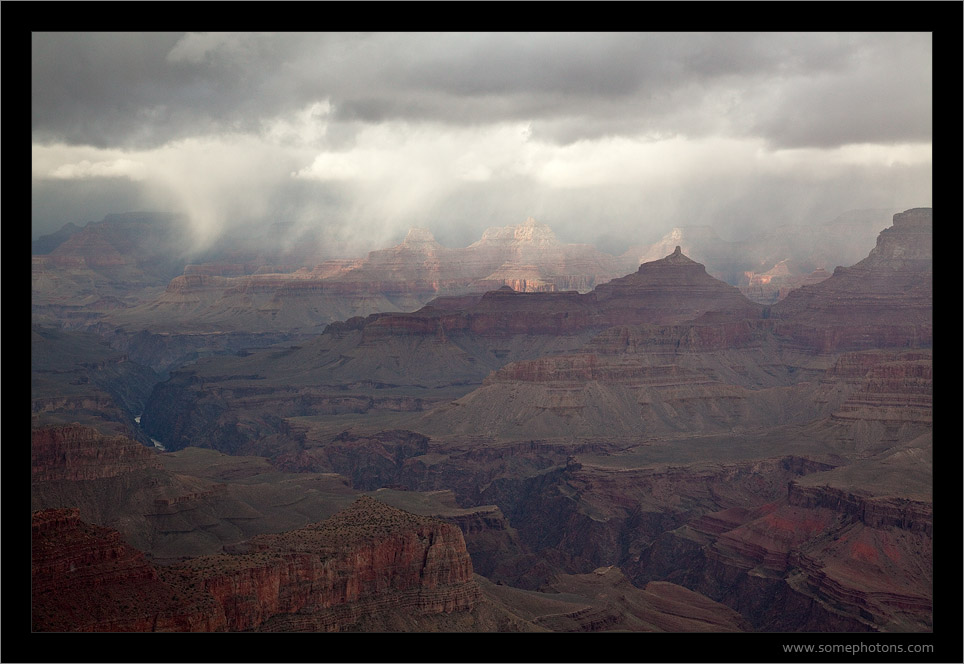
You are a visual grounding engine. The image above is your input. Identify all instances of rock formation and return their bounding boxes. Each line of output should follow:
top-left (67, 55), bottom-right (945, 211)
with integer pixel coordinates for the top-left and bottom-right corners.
top-left (31, 206), bottom-right (933, 635)
top-left (32, 507), bottom-right (226, 632)
top-left (33, 210), bottom-right (896, 376)
top-left (769, 208), bottom-right (932, 352)
top-left (636, 471), bottom-right (932, 632)
top-left (31, 425), bottom-right (160, 483)
top-left (31, 213), bottom-right (187, 324)
top-left (32, 497), bottom-right (483, 632)
top-left (477, 567), bottom-right (748, 632)
top-left (592, 246), bottom-right (763, 325)
top-left (619, 209), bottom-right (892, 290)
top-left (102, 218), bottom-right (629, 339)
top-left (31, 324), bottom-right (159, 439)
top-left (139, 247), bottom-right (764, 454)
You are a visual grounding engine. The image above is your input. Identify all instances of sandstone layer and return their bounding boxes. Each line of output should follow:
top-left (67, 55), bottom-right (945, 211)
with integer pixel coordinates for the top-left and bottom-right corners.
top-left (140, 247), bottom-right (763, 454)
top-left (32, 208), bottom-right (933, 635)
top-left (103, 218), bottom-right (631, 339)
top-left (33, 497), bottom-right (484, 632)
top-left (769, 208), bottom-right (932, 353)
top-left (32, 507), bottom-right (226, 632)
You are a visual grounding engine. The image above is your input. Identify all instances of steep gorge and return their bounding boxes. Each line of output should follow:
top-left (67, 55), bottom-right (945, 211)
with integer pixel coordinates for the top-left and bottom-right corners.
top-left (33, 209), bottom-right (934, 634)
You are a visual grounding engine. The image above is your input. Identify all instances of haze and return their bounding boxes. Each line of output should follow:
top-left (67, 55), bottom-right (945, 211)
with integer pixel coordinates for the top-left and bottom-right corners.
top-left (31, 32), bottom-right (932, 256)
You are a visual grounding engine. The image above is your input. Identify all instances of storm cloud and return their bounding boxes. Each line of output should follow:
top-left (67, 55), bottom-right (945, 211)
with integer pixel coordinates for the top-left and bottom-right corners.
top-left (31, 32), bottom-right (933, 254)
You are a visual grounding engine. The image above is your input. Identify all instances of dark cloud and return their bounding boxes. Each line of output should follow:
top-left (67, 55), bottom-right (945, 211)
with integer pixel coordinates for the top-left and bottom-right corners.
top-left (31, 32), bottom-right (932, 253)
top-left (32, 32), bottom-right (932, 150)
top-left (751, 33), bottom-right (932, 148)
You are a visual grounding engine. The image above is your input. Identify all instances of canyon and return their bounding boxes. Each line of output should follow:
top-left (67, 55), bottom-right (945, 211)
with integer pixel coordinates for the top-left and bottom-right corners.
top-left (32, 210), bottom-right (891, 373)
top-left (30, 208), bottom-right (933, 636)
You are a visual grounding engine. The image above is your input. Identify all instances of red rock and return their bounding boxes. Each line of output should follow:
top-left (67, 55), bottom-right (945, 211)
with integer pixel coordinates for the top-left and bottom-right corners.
top-left (740, 262), bottom-right (832, 305)
top-left (31, 425), bottom-right (159, 483)
top-left (32, 497), bottom-right (482, 632)
top-left (31, 508), bottom-right (225, 632)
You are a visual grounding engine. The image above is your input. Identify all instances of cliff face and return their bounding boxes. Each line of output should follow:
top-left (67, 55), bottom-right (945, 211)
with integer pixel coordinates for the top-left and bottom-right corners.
top-left (31, 324), bottom-right (160, 438)
top-left (31, 508), bottom-right (226, 632)
top-left (635, 466), bottom-right (932, 633)
top-left (103, 219), bottom-right (629, 339)
top-left (33, 497), bottom-right (482, 632)
top-left (141, 247), bottom-right (765, 453)
top-left (416, 317), bottom-right (828, 441)
top-left (206, 497), bottom-right (479, 632)
top-left (770, 209), bottom-right (932, 353)
top-left (532, 568), bottom-right (749, 632)
top-left (358, 247), bottom-right (761, 345)
top-left (32, 425), bottom-right (159, 483)
top-left (827, 351), bottom-right (931, 424)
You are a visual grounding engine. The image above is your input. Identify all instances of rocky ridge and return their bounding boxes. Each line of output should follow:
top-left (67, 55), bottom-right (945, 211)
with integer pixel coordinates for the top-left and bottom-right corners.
top-left (769, 208), bottom-right (932, 353)
top-left (33, 210), bottom-right (894, 375)
top-left (139, 247), bottom-right (764, 454)
top-left (104, 218), bottom-right (631, 338)
top-left (32, 425), bottom-right (160, 483)
top-left (33, 207), bottom-right (933, 634)
top-left (32, 507), bottom-right (225, 632)
top-left (32, 497), bottom-right (484, 632)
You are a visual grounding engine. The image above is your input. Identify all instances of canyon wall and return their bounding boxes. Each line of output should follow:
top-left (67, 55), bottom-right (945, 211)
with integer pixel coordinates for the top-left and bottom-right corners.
top-left (32, 497), bottom-right (482, 632)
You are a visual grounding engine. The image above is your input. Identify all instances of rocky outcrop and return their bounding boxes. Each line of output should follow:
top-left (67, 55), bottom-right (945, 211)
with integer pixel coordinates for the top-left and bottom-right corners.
top-left (295, 430), bottom-right (432, 490)
top-left (548, 569), bottom-right (749, 632)
top-left (637, 476), bottom-right (932, 632)
top-left (344, 247), bottom-right (760, 347)
top-left (828, 352), bottom-right (932, 426)
top-left (620, 209), bottom-right (891, 289)
top-left (32, 508), bottom-right (226, 632)
top-left (593, 246), bottom-right (762, 325)
top-left (417, 318), bottom-right (830, 441)
top-left (769, 209), bottom-right (932, 353)
top-left (31, 425), bottom-right (159, 483)
top-left (484, 566), bottom-right (748, 632)
top-left (786, 483), bottom-right (931, 535)
top-left (33, 497), bottom-right (482, 632)
top-left (184, 496), bottom-right (479, 631)
top-left (103, 218), bottom-right (630, 338)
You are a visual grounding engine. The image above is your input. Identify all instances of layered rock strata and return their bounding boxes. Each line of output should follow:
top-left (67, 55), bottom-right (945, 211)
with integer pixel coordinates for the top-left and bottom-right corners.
top-left (769, 208), bottom-right (932, 353)
top-left (140, 248), bottom-right (764, 453)
top-left (636, 467), bottom-right (932, 633)
top-left (32, 497), bottom-right (482, 632)
top-left (477, 567), bottom-right (748, 632)
top-left (592, 246), bottom-right (762, 325)
top-left (102, 219), bottom-right (630, 339)
top-left (31, 425), bottom-right (159, 483)
top-left (31, 508), bottom-right (226, 632)
top-left (418, 321), bottom-right (828, 441)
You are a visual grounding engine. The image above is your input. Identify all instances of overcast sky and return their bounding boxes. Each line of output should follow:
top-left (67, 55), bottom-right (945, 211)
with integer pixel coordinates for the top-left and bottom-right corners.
top-left (31, 32), bottom-right (932, 255)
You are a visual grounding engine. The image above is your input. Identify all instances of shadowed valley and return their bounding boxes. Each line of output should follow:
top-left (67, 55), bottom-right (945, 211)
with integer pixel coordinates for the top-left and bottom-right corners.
top-left (31, 209), bottom-right (932, 633)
